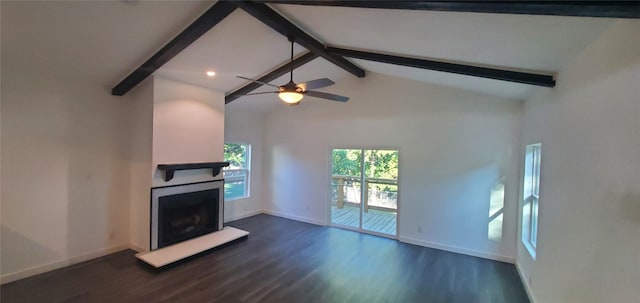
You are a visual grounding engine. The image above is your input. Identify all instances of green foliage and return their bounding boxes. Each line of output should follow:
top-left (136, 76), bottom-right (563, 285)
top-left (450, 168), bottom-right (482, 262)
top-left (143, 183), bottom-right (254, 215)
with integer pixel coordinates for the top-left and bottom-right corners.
top-left (332, 149), bottom-right (399, 192)
top-left (364, 150), bottom-right (398, 180)
top-left (224, 143), bottom-right (247, 168)
top-left (332, 149), bottom-right (361, 176)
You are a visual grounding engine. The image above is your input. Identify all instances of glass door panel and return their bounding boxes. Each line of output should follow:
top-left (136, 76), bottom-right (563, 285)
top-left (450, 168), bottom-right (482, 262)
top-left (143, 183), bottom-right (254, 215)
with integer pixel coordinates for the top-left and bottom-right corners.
top-left (330, 149), bottom-right (362, 229)
top-left (362, 150), bottom-right (398, 235)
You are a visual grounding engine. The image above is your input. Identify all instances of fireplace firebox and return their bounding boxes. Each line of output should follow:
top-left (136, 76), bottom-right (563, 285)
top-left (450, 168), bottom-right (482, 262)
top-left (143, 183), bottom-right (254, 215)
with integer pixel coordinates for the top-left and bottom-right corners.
top-left (151, 180), bottom-right (224, 250)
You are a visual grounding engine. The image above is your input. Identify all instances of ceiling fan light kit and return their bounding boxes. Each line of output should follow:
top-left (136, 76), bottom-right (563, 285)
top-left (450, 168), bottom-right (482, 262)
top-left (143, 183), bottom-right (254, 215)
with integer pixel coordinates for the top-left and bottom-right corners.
top-left (279, 92), bottom-right (303, 104)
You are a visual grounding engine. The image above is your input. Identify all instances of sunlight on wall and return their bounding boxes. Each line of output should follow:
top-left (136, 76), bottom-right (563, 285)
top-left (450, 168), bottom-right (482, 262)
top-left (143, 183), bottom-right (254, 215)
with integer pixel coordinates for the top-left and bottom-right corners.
top-left (488, 176), bottom-right (505, 241)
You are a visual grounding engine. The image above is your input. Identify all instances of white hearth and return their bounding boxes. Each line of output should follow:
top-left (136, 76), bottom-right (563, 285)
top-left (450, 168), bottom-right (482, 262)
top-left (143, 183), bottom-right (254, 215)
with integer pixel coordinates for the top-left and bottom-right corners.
top-left (136, 227), bottom-right (249, 268)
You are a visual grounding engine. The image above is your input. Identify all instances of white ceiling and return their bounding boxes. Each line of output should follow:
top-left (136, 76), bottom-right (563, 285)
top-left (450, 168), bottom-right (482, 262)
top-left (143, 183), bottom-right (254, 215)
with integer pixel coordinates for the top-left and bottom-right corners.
top-left (164, 3), bottom-right (611, 107)
top-left (2, 1), bottom-right (614, 108)
top-left (1, 1), bottom-right (213, 86)
top-left (155, 8), bottom-right (308, 94)
top-left (274, 4), bottom-right (612, 72)
top-left (351, 59), bottom-right (538, 100)
top-left (271, 4), bottom-right (612, 100)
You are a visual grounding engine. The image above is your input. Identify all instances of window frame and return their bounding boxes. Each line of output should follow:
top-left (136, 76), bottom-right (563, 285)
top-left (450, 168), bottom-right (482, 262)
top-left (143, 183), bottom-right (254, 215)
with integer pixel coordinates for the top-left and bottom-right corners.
top-left (522, 143), bottom-right (542, 259)
top-left (223, 142), bottom-right (251, 201)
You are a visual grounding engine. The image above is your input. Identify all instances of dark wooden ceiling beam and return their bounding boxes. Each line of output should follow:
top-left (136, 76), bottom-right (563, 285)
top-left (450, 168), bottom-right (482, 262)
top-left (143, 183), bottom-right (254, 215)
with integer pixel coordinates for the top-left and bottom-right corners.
top-left (236, 1), bottom-right (365, 78)
top-left (257, 1), bottom-right (640, 19)
top-left (327, 47), bottom-right (556, 87)
top-left (112, 2), bottom-right (238, 96)
top-left (226, 51), bottom-right (319, 103)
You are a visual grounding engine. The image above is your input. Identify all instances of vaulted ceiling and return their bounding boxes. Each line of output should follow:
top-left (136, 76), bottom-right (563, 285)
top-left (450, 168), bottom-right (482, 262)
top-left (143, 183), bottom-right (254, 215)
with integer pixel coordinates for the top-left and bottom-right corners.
top-left (4, 1), bottom-right (635, 112)
top-left (149, 2), bottom-right (616, 110)
top-left (116, 2), bottom-right (632, 108)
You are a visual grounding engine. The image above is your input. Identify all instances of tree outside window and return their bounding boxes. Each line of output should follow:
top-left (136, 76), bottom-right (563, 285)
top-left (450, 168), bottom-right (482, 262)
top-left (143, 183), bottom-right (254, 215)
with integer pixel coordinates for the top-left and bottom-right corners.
top-left (223, 143), bottom-right (250, 201)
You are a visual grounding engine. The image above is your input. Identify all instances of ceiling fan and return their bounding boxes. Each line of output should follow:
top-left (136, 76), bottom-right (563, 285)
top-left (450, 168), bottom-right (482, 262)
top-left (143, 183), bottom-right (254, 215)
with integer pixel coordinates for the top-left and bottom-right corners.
top-left (236, 38), bottom-right (349, 105)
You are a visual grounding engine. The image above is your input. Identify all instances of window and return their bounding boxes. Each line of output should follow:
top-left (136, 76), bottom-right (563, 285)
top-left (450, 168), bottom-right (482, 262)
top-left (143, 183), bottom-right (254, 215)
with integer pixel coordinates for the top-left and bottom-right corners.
top-left (522, 143), bottom-right (541, 258)
top-left (223, 143), bottom-right (250, 201)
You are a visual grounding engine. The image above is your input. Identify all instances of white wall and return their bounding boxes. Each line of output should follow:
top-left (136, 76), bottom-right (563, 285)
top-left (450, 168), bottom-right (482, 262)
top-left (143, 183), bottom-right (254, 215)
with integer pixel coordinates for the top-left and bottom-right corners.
top-left (151, 77), bottom-right (225, 187)
top-left (517, 20), bottom-right (640, 303)
top-left (127, 78), bottom-right (153, 252)
top-left (0, 72), bottom-right (132, 282)
top-left (263, 72), bottom-right (522, 261)
top-left (128, 76), bottom-right (226, 251)
top-left (223, 107), bottom-right (265, 221)
top-left (0, 1), bottom-right (226, 274)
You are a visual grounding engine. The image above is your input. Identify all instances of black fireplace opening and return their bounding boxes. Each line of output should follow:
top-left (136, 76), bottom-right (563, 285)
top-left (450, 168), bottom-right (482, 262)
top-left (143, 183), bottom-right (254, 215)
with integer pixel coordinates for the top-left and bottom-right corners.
top-left (157, 188), bottom-right (220, 249)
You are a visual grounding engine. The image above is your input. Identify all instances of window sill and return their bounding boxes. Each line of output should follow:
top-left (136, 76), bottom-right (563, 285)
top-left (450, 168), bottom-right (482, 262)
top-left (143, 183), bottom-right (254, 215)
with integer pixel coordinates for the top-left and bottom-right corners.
top-left (225, 196), bottom-right (249, 202)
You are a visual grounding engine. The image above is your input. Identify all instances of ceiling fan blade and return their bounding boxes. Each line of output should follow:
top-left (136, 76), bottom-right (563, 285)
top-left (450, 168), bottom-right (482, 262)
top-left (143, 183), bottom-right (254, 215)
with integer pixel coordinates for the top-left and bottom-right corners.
top-left (304, 90), bottom-right (349, 102)
top-left (242, 91), bottom-right (279, 96)
top-left (236, 76), bottom-right (280, 89)
top-left (298, 78), bottom-right (335, 91)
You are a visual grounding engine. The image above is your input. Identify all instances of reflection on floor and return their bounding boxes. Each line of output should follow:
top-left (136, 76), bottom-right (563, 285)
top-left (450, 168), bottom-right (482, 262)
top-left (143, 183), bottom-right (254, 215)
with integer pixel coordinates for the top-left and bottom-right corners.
top-left (1, 214), bottom-right (530, 303)
top-left (331, 205), bottom-right (397, 235)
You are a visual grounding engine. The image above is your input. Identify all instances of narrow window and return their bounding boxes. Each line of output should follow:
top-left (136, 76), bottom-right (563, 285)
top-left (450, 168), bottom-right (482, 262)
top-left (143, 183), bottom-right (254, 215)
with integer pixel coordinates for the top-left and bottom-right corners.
top-left (223, 143), bottom-right (250, 201)
top-left (522, 143), bottom-right (541, 258)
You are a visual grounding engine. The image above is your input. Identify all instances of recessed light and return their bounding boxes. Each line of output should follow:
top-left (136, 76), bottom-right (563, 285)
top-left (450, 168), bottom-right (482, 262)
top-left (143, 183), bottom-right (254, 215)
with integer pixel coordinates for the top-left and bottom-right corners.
top-left (206, 70), bottom-right (216, 77)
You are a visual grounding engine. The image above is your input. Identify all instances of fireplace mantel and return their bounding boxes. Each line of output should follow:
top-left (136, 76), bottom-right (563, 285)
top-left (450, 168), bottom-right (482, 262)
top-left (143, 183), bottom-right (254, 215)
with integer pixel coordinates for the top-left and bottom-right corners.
top-left (157, 162), bottom-right (230, 181)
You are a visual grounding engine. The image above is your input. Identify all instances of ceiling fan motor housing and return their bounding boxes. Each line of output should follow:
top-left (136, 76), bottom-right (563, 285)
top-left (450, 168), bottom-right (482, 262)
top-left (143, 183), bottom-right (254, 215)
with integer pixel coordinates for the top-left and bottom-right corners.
top-left (279, 80), bottom-right (303, 93)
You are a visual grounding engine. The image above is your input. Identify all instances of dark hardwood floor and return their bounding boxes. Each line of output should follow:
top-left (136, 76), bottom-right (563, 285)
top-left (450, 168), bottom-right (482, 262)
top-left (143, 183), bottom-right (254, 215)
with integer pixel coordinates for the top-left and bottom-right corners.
top-left (1, 214), bottom-right (529, 303)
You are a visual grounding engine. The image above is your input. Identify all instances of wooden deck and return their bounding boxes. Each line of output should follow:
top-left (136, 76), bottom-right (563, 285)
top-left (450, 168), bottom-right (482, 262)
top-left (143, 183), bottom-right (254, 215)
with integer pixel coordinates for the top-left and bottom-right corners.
top-left (331, 205), bottom-right (397, 235)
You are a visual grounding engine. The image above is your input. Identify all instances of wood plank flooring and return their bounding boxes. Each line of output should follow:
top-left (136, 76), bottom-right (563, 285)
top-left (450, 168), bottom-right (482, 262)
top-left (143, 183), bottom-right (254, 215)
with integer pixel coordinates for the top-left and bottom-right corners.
top-left (1, 214), bottom-right (529, 303)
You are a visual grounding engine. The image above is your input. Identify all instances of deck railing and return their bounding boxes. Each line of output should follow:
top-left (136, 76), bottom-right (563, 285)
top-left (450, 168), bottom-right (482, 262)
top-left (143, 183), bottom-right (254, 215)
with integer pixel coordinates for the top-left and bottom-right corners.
top-left (331, 175), bottom-right (398, 212)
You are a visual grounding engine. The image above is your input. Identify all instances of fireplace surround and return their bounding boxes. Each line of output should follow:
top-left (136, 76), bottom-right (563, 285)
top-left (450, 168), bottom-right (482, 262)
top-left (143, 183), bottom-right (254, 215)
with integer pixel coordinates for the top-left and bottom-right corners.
top-left (150, 180), bottom-right (224, 250)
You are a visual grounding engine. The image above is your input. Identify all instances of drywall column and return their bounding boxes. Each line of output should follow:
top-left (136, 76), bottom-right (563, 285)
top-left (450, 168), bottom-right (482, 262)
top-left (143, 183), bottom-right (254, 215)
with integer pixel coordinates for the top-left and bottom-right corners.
top-left (129, 76), bottom-right (225, 251)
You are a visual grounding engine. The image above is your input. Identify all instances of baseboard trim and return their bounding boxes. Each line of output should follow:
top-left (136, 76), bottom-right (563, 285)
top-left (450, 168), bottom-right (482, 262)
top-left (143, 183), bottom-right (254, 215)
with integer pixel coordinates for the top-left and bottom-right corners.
top-left (399, 236), bottom-right (515, 263)
top-left (0, 244), bottom-right (130, 284)
top-left (262, 210), bottom-right (326, 226)
top-left (129, 244), bottom-right (147, 253)
top-left (516, 261), bottom-right (536, 303)
top-left (261, 212), bottom-right (514, 263)
top-left (224, 210), bottom-right (263, 223)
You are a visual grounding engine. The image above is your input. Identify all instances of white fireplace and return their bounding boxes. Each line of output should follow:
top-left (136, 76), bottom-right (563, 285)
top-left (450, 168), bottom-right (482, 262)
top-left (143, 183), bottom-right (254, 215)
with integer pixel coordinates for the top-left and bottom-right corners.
top-left (150, 180), bottom-right (224, 250)
top-left (130, 77), bottom-right (249, 268)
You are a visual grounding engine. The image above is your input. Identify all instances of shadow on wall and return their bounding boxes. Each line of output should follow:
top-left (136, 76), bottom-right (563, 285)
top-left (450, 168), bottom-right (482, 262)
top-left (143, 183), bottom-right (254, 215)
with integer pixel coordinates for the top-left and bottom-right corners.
top-left (555, 21), bottom-right (637, 100)
top-left (560, 189), bottom-right (640, 302)
top-left (462, 164), bottom-right (506, 244)
top-left (620, 192), bottom-right (640, 224)
top-left (65, 93), bottom-right (129, 259)
top-left (1, 225), bottom-right (62, 275)
top-left (66, 156), bottom-right (128, 256)
top-left (433, 162), bottom-right (507, 241)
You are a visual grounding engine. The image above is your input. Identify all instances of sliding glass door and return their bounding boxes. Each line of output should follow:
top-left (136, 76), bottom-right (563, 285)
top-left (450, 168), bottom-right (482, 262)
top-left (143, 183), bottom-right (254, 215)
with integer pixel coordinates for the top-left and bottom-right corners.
top-left (330, 148), bottom-right (399, 237)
